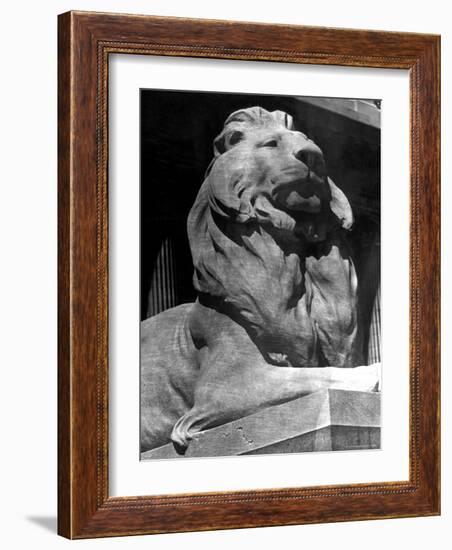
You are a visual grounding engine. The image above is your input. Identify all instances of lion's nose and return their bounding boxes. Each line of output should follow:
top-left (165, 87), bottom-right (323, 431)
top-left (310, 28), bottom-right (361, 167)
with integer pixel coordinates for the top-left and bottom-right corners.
top-left (293, 144), bottom-right (326, 176)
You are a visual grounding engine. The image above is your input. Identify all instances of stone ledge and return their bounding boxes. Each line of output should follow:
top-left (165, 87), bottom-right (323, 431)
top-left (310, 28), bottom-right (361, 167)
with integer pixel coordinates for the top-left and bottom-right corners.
top-left (141, 389), bottom-right (380, 460)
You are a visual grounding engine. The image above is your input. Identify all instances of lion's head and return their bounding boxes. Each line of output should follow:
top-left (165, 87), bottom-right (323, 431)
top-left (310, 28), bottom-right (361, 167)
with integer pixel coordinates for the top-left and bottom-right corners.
top-left (187, 106), bottom-right (360, 367)
top-left (197, 106), bottom-right (353, 241)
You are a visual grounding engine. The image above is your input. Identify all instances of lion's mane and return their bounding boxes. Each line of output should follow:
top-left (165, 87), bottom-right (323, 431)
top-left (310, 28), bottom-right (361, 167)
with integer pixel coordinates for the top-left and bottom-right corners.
top-left (187, 107), bottom-right (361, 368)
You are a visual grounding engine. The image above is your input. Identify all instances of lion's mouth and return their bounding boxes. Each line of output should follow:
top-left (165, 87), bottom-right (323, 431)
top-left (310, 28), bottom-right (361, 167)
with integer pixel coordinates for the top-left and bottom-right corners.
top-left (278, 188), bottom-right (322, 213)
top-left (269, 179), bottom-right (332, 243)
top-left (292, 212), bottom-right (328, 242)
top-left (251, 176), bottom-right (333, 243)
top-left (272, 175), bottom-right (329, 214)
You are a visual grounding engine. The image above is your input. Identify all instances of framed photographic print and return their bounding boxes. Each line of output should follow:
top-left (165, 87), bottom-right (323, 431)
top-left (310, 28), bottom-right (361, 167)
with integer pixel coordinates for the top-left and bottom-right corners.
top-left (58, 11), bottom-right (440, 538)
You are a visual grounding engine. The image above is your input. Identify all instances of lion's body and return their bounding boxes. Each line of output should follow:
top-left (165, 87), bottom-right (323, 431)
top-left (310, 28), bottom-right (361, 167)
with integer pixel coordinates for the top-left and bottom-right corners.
top-left (140, 106), bottom-right (379, 453)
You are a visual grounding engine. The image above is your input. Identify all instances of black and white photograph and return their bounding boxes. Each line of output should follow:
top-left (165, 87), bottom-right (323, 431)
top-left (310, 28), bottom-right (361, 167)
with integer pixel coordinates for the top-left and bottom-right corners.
top-left (139, 90), bottom-right (381, 459)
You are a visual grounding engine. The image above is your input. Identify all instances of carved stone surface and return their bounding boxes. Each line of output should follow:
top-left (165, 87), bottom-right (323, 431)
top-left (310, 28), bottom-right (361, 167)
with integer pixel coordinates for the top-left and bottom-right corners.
top-left (140, 106), bottom-right (381, 455)
top-left (141, 389), bottom-right (380, 459)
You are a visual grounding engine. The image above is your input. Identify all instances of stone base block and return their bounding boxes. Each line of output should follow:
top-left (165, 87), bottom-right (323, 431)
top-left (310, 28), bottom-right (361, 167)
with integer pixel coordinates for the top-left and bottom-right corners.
top-left (141, 389), bottom-right (380, 460)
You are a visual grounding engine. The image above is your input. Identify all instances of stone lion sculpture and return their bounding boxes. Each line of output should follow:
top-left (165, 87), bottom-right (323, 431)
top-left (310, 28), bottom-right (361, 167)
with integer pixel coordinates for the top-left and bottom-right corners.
top-left (141, 106), bottom-right (380, 453)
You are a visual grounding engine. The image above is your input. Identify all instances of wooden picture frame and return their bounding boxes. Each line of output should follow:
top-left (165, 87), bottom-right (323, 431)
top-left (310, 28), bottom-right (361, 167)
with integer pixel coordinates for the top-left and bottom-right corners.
top-left (58, 11), bottom-right (440, 539)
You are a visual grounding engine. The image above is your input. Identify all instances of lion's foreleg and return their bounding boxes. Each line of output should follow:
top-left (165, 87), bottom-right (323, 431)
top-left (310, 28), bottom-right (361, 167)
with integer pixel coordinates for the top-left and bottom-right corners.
top-left (170, 338), bottom-right (380, 450)
top-left (263, 362), bottom-right (381, 396)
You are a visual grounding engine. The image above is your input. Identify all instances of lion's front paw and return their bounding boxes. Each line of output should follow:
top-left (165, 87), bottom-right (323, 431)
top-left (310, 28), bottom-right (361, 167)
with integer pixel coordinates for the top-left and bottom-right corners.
top-left (357, 362), bottom-right (381, 392)
top-left (329, 362), bottom-right (381, 392)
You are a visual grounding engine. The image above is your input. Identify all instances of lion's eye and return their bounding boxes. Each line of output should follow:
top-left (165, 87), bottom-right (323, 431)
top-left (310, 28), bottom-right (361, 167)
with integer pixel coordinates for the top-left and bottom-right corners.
top-left (261, 139), bottom-right (278, 148)
top-left (226, 131), bottom-right (244, 148)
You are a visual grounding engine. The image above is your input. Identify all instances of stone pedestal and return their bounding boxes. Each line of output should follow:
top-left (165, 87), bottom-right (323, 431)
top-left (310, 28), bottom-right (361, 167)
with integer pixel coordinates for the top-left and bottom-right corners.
top-left (141, 389), bottom-right (380, 460)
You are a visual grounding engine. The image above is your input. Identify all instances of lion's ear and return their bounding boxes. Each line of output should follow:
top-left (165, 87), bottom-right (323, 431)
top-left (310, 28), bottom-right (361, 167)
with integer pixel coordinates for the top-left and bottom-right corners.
top-left (327, 177), bottom-right (354, 230)
top-left (271, 110), bottom-right (294, 130)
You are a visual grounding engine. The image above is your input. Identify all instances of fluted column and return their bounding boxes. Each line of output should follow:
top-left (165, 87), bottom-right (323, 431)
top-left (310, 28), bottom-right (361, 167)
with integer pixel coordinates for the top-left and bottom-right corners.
top-left (367, 284), bottom-right (381, 364)
top-left (147, 237), bottom-right (179, 318)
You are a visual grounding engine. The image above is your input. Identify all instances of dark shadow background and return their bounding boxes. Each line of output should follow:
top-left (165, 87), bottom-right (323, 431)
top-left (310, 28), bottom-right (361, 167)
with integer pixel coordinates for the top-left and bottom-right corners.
top-left (140, 90), bottom-right (380, 350)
